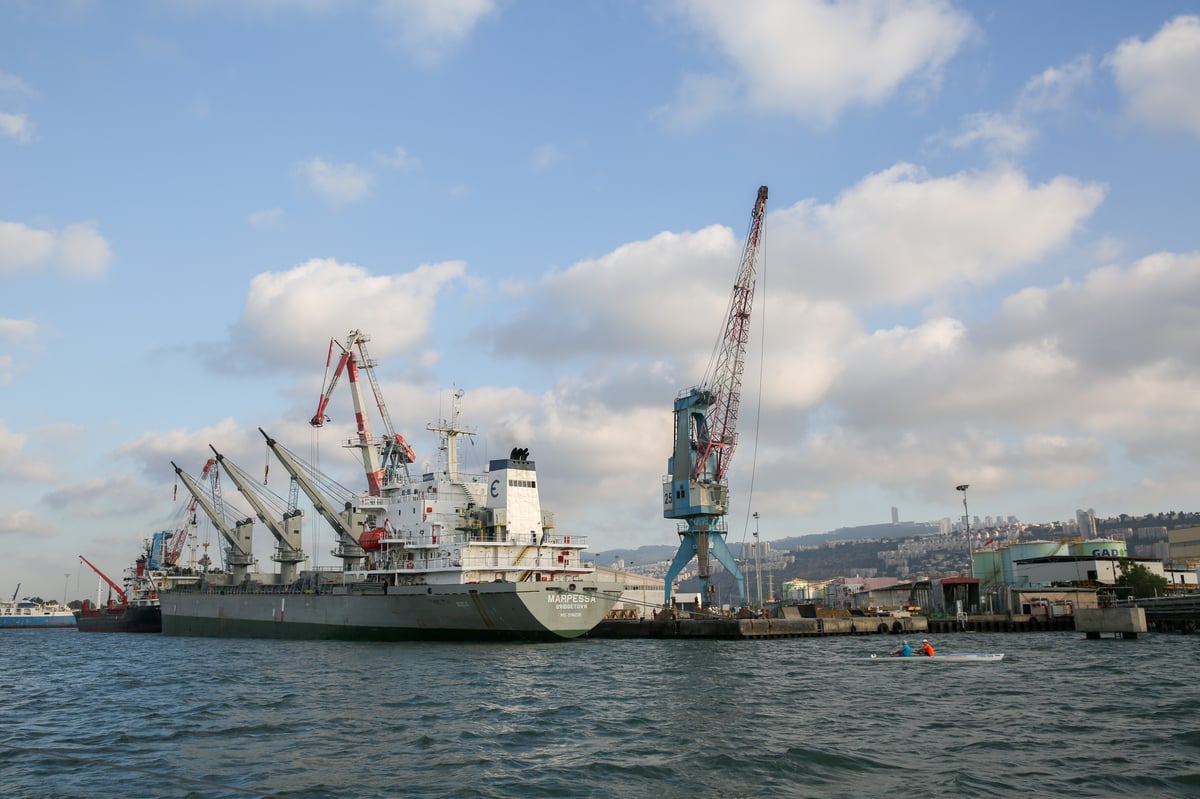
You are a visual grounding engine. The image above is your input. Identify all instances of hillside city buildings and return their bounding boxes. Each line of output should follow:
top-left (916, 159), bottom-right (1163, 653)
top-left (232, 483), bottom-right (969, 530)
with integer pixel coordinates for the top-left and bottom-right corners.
top-left (611, 509), bottom-right (1200, 615)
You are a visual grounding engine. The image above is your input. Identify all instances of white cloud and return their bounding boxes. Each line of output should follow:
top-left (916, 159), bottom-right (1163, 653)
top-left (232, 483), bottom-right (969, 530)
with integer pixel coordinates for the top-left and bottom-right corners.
top-left (299, 157), bottom-right (373, 204)
top-left (1107, 15), bottom-right (1200, 136)
top-left (219, 257), bottom-right (467, 372)
top-left (0, 112), bottom-right (33, 144)
top-left (41, 474), bottom-right (158, 518)
top-left (996, 252), bottom-right (1200, 373)
top-left (373, 0), bottom-right (497, 66)
top-left (938, 54), bottom-right (1092, 161)
top-left (491, 225), bottom-right (740, 366)
top-left (670, 0), bottom-right (975, 125)
top-left (9, 459), bottom-right (57, 482)
top-left (0, 220), bottom-right (112, 278)
top-left (0, 221), bottom-right (55, 274)
top-left (945, 112), bottom-right (1037, 159)
top-left (742, 251), bottom-right (1200, 517)
top-left (768, 164), bottom-right (1106, 304)
top-left (1015, 54), bottom-right (1094, 114)
top-left (0, 509), bottom-right (44, 538)
top-left (0, 320), bottom-right (35, 384)
top-left (376, 145), bottom-right (419, 170)
top-left (0, 319), bottom-right (39, 341)
top-left (115, 417), bottom-right (246, 478)
top-left (0, 71), bottom-right (34, 95)
top-left (654, 73), bottom-right (737, 131)
top-left (0, 422), bottom-right (25, 462)
top-left (248, 208), bottom-right (284, 227)
top-left (58, 222), bottom-right (112, 278)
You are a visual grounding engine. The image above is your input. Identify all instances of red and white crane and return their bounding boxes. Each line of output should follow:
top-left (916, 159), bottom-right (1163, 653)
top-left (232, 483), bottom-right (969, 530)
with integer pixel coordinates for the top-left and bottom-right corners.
top-left (310, 330), bottom-right (415, 496)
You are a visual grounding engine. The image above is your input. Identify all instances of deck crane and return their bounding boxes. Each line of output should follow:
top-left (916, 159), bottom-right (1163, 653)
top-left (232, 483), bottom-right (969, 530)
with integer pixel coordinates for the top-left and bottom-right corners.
top-left (260, 428), bottom-right (370, 570)
top-left (171, 460), bottom-right (256, 584)
top-left (310, 330), bottom-right (416, 496)
top-left (164, 457), bottom-right (215, 567)
top-left (209, 445), bottom-right (306, 584)
top-left (663, 185), bottom-right (767, 609)
top-left (78, 555), bottom-right (127, 606)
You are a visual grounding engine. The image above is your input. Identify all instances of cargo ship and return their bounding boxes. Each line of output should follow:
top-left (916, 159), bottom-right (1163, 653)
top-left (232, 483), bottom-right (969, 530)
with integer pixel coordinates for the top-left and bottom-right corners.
top-left (0, 586), bottom-right (76, 629)
top-left (75, 552), bottom-right (162, 633)
top-left (158, 334), bottom-right (623, 641)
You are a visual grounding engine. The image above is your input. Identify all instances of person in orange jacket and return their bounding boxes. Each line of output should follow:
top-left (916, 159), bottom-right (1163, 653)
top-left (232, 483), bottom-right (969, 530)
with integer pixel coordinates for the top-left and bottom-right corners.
top-left (920, 639), bottom-right (935, 657)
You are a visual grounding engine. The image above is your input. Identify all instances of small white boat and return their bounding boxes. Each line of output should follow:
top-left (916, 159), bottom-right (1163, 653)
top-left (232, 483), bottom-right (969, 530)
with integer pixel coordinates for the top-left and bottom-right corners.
top-left (870, 652), bottom-right (1004, 662)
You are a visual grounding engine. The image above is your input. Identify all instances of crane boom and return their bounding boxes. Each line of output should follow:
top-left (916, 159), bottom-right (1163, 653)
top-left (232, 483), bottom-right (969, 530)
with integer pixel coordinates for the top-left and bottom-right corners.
top-left (696, 184), bottom-right (768, 483)
top-left (210, 445), bottom-right (305, 583)
top-left (259, 428), bottom-right (368, 567)
top-left (166, 457), bottom-right (214, 566)
top-left (78, 555), bottom-right (127, 604)
top-left (171, 460), bottom-right (255, 583)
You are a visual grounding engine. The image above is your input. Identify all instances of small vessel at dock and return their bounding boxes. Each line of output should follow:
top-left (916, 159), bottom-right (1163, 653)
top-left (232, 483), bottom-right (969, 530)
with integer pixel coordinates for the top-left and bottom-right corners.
top-left (76, 552), bottom-right (162, 634)
top-left (0, 585), bottom-right (76, 629)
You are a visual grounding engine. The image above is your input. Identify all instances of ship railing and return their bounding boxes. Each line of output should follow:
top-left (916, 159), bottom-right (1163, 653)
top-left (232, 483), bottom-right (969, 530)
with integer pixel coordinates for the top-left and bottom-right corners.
top-left (382, 532), bottom-right (457, 549)
top-left (539, 534), bottom-right (586, 548)
top-left (457, 553), bottom-right (591, 571)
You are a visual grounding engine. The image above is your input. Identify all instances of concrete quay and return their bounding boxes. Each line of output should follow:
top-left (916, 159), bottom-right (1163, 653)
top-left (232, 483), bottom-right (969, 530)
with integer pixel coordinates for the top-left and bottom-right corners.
top-left (588, 613), bottom-right (931, 640)
top-left (587, 612), bottom-right (1081, 639)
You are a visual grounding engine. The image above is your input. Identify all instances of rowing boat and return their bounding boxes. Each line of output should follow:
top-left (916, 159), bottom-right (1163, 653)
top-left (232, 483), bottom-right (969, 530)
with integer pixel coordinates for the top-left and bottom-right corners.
top-left (869, 653), bottom-right (1005, 662)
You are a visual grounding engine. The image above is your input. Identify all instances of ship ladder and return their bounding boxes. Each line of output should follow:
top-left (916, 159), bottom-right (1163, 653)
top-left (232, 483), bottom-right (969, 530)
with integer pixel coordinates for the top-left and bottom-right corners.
top-left (514, 545), bottom-right (538, 582)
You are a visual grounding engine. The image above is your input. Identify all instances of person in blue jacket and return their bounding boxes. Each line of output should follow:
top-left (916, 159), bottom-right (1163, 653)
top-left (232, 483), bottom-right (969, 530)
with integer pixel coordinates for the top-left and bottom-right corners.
top-left (892, 640), bottom-right (912, 657)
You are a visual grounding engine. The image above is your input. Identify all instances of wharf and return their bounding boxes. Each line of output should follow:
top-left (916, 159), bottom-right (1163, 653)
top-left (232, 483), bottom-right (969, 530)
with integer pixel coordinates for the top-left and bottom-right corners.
top-left (589, 612), bottom-right (1076, 640)
top-left (1129, 596), bottom-right (1200, 633)
top-left (589, 614), bottom-right (928, 639)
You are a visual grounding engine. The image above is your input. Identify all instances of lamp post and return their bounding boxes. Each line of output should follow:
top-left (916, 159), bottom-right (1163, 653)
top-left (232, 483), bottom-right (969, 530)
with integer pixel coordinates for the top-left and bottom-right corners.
top-left (956, 484), bottom-right (973, 579)
top-left (752, 512), bottom-right (763, 608)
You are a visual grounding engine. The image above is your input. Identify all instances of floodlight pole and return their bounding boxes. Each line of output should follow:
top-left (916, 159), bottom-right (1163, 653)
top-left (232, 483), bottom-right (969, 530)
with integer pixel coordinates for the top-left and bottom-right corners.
top-left (753, 512), bottom-right (763, 608)
top-left (957, 484), bottom-right (973, 578)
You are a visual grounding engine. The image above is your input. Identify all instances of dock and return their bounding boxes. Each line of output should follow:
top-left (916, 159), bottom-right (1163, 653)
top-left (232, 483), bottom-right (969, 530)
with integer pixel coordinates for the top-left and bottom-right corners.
top-left (589, 612), bottom-right (1074, 639)
top-left (586, 595), bottom-right (1200, 640)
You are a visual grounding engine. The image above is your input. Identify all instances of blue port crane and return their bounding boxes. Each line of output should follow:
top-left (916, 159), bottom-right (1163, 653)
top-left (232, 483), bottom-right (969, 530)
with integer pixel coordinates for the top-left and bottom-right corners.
top-left (662, 185), bottom-right (767, 609)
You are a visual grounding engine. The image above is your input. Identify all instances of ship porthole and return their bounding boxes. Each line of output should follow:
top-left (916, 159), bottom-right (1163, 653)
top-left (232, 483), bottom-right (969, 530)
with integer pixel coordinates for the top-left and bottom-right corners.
top-left (569, 583), bottom-right (576, 591)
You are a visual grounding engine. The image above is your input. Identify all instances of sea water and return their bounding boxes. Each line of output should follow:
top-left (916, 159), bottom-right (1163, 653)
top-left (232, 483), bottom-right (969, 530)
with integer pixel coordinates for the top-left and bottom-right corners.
top-left (1, 629), bottom-right (1197, 798)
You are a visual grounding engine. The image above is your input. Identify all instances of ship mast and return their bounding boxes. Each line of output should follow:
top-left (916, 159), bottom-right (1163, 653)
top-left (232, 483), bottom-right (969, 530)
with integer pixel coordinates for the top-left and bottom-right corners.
top-left (427, 388), bottom-right (475, 482)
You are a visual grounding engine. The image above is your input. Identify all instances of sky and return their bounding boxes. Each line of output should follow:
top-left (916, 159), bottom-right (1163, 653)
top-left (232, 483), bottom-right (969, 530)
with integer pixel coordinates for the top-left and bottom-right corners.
top-left (2, 1), bottom-right (1199, 602)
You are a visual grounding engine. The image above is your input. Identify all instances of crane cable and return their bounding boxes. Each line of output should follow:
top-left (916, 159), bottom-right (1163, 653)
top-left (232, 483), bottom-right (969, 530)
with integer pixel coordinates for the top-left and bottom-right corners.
top-left (738, 229), bottom-right (767, 578)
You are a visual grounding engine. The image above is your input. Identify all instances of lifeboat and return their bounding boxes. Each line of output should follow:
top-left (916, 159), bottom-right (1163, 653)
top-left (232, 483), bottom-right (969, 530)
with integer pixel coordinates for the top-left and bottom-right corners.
top-left (359, 527), bottom-right (386, 551)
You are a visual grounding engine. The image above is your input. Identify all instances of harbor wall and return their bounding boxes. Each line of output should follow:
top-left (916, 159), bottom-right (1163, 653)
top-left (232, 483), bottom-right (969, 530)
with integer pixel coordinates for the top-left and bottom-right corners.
top-left (588, 613), bottom-right (1077, 639)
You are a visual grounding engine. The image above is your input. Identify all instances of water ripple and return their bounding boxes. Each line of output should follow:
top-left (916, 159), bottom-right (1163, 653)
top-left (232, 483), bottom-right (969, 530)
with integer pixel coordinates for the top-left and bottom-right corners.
top-left (2, 630), bottom-right (1198, 797)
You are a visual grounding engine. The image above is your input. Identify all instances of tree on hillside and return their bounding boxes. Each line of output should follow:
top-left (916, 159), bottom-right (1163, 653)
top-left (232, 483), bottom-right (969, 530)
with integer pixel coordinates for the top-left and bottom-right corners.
top-left (1114, 559), bottom-right (1169, 598)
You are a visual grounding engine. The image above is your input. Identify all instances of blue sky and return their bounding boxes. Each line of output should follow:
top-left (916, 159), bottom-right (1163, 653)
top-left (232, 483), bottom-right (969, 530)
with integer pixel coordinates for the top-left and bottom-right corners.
top-left (2, 1), bottom-right (1198, 601)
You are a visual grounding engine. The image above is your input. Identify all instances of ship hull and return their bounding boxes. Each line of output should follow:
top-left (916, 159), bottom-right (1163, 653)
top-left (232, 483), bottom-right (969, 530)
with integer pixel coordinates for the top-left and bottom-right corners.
top-left (0, 614), bottom-right (76, 630)
top-left (75, 605), bottom-right (162, 634)
top-left (160, 579), bottom-right (623, 642)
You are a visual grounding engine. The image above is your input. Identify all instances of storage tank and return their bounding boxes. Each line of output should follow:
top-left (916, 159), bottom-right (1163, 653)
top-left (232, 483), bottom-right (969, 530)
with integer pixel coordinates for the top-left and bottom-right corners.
top-left (1069, 539), bottom-right (1127, 558)
top-left (972, 549), bottom-right (1004, 587)
top-left (1000, 540), bottom-right (1066, 584)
